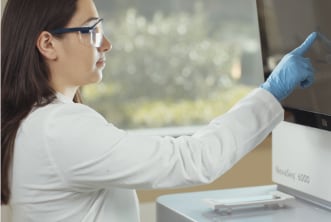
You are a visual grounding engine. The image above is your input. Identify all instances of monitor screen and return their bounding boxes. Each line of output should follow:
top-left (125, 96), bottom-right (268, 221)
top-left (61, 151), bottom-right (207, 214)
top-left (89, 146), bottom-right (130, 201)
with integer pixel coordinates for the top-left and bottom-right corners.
top-left (257, 0), bottom-right (331, 131)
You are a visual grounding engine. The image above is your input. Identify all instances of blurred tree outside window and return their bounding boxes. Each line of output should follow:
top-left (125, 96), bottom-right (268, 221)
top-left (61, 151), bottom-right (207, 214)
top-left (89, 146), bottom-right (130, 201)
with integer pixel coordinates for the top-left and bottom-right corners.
top-left (82, 0), bottom-right (264, 130)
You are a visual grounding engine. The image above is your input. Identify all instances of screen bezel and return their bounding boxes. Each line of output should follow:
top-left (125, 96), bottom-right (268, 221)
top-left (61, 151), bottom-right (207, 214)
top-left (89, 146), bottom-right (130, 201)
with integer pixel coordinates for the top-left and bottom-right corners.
top-left (256, 0), bottom-right (331, 131)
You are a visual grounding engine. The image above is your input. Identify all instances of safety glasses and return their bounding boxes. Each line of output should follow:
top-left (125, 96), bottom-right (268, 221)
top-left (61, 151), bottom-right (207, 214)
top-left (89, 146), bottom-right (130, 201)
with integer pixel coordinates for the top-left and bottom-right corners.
top-left (50, 18), bottom-right (104, 48)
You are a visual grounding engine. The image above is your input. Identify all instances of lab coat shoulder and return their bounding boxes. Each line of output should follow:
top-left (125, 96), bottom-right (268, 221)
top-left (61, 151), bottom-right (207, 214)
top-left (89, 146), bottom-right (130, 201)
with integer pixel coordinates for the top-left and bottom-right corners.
top-left (43, 102), bottom-right (126, 153)
top-left (41, 102), bottom-right (128, 187)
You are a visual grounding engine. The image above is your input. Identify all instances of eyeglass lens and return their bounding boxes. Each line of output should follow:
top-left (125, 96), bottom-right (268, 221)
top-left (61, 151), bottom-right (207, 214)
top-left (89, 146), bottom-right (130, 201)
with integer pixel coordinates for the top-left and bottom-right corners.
top-left (79, 27), bottom-right (103, 47)
top-left (92, 31), bottom-right (103, 48)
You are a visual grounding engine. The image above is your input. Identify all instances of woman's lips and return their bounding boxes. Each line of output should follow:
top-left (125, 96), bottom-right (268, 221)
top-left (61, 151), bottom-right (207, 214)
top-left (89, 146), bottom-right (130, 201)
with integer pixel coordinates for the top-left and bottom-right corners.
top-left (96, 58), bottom-right (106, 67)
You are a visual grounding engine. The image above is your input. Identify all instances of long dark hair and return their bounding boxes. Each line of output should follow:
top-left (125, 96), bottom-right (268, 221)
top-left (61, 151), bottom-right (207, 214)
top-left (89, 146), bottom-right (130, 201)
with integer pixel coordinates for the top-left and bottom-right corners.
top-left (1, 0), bottom-right (81, 204)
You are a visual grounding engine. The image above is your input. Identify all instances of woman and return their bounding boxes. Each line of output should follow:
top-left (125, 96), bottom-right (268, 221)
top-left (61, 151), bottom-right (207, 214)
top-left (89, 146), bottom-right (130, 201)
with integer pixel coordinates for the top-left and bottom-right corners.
top-left (1, 0), bottom-right (317, 221)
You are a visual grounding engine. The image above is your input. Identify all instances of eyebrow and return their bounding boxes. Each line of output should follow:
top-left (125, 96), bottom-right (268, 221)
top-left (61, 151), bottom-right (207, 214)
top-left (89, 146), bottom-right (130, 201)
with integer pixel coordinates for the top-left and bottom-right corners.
top-left (81, 17), bottom-right (100, 25)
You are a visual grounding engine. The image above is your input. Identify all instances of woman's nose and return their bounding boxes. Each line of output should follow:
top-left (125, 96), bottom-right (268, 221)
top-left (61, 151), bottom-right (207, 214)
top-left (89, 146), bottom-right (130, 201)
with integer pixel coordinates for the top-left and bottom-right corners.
top-left (99, 35), bottom-right (112, 52)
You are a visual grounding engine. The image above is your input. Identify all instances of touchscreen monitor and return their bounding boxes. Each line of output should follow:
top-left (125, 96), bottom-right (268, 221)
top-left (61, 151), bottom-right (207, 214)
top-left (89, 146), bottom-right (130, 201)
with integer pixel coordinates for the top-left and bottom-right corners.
top-left (257, 0), bottom-right (331, 131)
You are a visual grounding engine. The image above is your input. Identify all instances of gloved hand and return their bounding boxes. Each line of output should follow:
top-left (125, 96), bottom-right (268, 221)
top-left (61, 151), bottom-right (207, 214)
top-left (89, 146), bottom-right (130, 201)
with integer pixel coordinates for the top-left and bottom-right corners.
top-left (260, 32), bottom-right (318, 101)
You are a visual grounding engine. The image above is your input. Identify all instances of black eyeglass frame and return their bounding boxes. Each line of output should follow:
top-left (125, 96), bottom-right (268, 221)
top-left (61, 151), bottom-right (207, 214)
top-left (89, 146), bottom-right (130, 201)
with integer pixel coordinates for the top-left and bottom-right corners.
top-left (50, 18), bottom-right (104, 35)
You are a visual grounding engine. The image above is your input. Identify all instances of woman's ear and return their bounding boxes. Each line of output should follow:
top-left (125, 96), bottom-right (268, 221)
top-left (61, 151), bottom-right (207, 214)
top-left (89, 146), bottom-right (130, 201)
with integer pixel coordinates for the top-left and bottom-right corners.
top-left (36, 31), bottom-right (58, 60)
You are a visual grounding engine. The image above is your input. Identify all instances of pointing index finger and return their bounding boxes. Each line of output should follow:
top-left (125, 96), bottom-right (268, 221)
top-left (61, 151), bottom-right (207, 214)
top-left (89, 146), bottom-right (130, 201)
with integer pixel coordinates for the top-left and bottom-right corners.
top-left (291, 32), bottom-right (318, 56)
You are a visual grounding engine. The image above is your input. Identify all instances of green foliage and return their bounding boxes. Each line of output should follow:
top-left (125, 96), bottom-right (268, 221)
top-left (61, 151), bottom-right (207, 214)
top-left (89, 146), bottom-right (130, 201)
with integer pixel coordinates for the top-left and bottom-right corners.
top-left (125, 86), bottom-right (252, 128)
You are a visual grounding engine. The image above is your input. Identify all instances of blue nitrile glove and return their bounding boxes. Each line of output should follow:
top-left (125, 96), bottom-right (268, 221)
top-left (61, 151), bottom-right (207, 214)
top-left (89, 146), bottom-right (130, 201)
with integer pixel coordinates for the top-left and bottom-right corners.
top-left (260, 32), bottom-right (318, 101)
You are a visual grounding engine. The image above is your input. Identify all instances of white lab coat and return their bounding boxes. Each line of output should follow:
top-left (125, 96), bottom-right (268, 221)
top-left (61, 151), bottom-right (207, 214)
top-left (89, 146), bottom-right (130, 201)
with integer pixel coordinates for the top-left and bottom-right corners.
top-left (10, 88), bottom-right (283, 222)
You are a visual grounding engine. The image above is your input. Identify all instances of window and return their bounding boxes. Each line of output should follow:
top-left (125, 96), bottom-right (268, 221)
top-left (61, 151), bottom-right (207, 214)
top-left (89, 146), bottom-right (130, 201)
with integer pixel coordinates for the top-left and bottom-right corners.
top-left (82, 0), bottom-right (264, 131)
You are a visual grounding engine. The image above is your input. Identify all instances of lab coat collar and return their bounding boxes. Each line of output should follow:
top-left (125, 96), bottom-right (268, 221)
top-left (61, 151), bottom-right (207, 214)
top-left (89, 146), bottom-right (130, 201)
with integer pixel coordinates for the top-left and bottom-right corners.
top-left (55, 92), bottom-right (74, 104)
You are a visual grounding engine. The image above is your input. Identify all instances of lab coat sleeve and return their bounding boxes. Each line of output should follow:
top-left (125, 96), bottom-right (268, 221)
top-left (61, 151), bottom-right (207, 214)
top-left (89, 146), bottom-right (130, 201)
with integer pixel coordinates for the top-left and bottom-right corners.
top-left (45, 88), bottom-right (283, 191)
